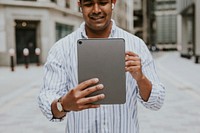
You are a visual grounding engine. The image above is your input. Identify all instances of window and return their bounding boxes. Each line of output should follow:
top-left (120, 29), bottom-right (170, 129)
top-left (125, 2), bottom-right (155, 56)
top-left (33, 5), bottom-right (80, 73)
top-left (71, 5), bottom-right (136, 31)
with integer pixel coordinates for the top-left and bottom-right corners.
top-left (156, 0), bottom-right (176, 10)
top-left (18, 0), bottom-right (37, 1)
top-left (156, 15), bottom-right (177, 44)
top-left (66, 0), bottom-right (70, 8)
top-left (51, 0), bottom-right (56, 3)
top-left (56, 23), bottom-right (73, 41)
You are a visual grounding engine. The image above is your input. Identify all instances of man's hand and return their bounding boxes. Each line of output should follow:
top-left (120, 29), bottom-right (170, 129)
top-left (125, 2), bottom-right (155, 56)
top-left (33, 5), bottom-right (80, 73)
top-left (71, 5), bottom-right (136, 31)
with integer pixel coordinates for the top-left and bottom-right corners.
top-left (61, 78), bottom-right (105, 111)
top-left (125, 51), bottom-right (144, 81)
top-left (125, 51), bottom-right (152, 101)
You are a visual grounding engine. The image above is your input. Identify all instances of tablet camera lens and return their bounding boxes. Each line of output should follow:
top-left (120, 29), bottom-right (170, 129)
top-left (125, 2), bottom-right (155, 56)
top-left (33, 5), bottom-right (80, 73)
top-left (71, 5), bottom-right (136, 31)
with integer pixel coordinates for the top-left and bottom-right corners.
top-left (78, 41), bottom-right (82, 45)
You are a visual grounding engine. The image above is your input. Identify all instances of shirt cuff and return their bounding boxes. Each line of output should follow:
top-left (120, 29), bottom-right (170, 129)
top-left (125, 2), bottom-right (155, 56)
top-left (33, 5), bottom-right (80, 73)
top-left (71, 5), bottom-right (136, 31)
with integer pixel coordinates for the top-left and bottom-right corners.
top-left (46, 94), bottom-right (65, 122)
top-left (138, 83), bottom-right (165, 110)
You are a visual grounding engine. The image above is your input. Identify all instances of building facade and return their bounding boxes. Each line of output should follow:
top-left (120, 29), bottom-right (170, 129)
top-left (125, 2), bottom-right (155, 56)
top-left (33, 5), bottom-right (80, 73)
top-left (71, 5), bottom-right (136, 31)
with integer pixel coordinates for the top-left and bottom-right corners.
top-left (0, 0), bottom-right (134, 66)
top-left (133, 0), bottom-right (156, 48)
top-left (0, 0), bottom-right (82, 66)
top-left (177, 0), bottom-right (200, 63)
top-left (133, 0), bottom-right (143, 39)
top-left (113, 0), bottom-right (134, 34)
top-left (155, 0), bottom-right (177, 50)
top-left (133, 0), bottom-right (178, 50)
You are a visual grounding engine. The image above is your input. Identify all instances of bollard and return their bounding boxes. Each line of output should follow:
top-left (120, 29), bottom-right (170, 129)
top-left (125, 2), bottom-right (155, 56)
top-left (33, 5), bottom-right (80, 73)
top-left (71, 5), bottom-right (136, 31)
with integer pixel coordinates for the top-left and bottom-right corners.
top-left (35, 48), bottom-right (41, 66)
top-left (9, 48), bottom-right (15, 72)
top-left (23, 48), bottom-right (29, 69)
top-left (195, 56), bottom-right (199, 64)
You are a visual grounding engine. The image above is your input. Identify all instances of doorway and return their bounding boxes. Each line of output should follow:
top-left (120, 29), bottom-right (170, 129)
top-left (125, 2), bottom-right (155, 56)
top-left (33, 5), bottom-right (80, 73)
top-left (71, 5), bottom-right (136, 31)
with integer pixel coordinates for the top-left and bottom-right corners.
top-left (15, 20), bottom-right (38, 64)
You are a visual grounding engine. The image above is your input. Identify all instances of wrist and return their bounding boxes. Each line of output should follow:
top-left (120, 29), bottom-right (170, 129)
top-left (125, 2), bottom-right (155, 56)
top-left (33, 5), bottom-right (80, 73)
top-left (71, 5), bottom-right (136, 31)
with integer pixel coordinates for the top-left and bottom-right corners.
top-left (136, 74), bottom-right (146, 83)
top-left (51, 99), bottom-right (66, 119)
top-left (57, 96), bottom-right (70, 113)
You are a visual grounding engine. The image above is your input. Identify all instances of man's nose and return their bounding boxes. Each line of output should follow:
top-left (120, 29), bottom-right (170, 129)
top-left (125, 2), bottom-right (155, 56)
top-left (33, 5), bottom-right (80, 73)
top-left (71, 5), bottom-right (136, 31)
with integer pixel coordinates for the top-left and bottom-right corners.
top-left (93, 3), bottom-right (101, 13)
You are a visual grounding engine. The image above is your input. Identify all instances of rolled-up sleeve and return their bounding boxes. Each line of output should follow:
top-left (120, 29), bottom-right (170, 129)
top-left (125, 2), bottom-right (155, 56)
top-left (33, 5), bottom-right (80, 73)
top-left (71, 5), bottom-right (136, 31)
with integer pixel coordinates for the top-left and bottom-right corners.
top-left (38, 44), bottom-right (68, 122)
top-left (137, 40), bottom-right (165, 110)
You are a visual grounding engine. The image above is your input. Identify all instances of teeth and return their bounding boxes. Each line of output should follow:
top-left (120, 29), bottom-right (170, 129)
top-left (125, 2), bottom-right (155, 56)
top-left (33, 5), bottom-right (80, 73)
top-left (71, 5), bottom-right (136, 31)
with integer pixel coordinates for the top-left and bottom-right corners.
top-left (92, 17), bottom-right (103, 20)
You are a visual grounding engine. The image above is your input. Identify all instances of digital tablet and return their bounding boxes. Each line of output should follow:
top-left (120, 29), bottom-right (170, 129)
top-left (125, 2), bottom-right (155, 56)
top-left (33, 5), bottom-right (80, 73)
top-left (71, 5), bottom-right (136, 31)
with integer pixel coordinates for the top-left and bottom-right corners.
top-left (77, 38), bottom-right (126, 104)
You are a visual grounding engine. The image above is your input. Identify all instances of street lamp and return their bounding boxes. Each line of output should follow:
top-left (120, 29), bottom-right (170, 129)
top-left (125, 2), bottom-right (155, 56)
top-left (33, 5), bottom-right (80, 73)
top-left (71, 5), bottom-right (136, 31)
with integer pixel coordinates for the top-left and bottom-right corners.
top-left (9, 48), bottom-right (15, 72)
top-left (35, 48), bottom-right (41, 66)
top-left (23, 48), bottom-right (29, 69)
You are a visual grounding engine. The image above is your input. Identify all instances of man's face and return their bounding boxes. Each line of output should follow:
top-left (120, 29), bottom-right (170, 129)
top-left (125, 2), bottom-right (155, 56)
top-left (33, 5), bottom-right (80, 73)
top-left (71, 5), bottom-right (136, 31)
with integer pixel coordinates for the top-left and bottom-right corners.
top-left (80, 0), bottom-right (113, 31)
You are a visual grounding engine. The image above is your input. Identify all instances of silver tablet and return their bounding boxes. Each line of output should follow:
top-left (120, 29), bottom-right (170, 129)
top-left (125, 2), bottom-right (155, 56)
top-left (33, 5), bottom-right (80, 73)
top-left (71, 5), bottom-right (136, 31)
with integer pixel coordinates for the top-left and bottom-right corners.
top-left (77, 38), bottom-right (126, 104)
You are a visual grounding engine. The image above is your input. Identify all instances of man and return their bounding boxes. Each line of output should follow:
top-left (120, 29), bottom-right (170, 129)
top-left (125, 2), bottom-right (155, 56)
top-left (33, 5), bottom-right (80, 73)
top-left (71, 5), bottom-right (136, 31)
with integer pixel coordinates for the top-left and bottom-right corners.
top-left (38, 0), bottom-right (165, 132)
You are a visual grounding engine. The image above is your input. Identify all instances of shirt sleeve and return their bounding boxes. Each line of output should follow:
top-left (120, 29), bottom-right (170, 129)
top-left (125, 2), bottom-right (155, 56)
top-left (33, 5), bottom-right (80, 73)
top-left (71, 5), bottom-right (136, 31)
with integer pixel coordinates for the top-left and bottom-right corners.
top-left (37, 43), bottom-right (69, 122)
top-left (137, 40), bottom-right (165, 111)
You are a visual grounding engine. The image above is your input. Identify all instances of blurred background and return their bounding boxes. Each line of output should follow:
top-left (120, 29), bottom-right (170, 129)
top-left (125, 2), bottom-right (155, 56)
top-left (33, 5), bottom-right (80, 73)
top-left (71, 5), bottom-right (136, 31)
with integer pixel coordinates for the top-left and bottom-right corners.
top-left (0, 0), bottom-right (200, 133)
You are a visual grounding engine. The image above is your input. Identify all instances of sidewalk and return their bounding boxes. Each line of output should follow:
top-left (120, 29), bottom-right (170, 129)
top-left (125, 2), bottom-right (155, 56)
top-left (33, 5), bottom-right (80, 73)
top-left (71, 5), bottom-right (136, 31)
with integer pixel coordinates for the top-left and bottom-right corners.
top-left (0, 65), bottom-right (66, 133)
top-left (0, 65), bottom-right (43, 106)
top-left (138, 51), bottom-right (200, 133)
top-left (155, 51), bottom-right (200, 94)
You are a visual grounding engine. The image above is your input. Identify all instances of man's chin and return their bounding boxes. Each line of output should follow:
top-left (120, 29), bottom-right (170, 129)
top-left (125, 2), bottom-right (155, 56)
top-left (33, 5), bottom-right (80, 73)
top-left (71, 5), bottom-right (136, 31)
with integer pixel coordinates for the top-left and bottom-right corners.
top-left (86, 23), bottom-right (106, 31)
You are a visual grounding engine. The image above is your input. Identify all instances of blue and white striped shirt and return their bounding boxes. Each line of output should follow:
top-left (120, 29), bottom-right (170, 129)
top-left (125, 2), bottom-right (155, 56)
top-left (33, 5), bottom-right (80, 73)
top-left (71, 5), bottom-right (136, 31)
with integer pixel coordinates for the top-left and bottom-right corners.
top-left (38, 20), bottom-right (165, 133)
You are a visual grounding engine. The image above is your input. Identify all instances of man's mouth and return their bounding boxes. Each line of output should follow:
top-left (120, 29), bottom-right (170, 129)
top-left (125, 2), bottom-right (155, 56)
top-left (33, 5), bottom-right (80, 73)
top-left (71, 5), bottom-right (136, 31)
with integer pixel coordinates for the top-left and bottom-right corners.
top-left (90, 16), bottom-right (105, 21)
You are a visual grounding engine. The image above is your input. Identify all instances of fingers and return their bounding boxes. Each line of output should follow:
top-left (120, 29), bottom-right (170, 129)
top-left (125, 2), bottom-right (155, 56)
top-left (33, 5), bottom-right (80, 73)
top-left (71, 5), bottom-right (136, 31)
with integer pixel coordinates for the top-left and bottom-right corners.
top-left (77, 93), bottom-right (105, 105)
top-left (75, 104), bottom-right (101, 111)
top-left (125, 51), bottom-right (142, 75)
top-left (125, 51), bottom-right (140, 63)
top-left (125, 56), bottom-right (140, 61)
top-left (125, 66), bottom-right (140, 73)
top-left (73, 93), bottom-right (105, 111)
top-left (125, 52), bottom-right (141, 68)
top-left (125, 59), bottom-right (140, 67)
top-left (125, 51), bottom-right (139, 57)
top-left (77, 78), bottom-right (99, 91)
top-left (81, 84), bottom-right (104, 97)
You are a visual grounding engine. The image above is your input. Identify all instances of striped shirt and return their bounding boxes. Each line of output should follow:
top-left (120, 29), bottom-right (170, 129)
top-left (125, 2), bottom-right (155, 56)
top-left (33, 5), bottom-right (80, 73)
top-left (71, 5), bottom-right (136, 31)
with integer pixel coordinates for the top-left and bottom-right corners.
top-left (38, 20), bottom-right (165, 133)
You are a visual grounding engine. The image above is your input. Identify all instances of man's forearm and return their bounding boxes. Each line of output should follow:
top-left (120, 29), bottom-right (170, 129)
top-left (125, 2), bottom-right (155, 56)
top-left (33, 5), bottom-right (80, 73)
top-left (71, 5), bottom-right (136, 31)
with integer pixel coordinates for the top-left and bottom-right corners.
top-left (137, 75), bottom-right (152, 102)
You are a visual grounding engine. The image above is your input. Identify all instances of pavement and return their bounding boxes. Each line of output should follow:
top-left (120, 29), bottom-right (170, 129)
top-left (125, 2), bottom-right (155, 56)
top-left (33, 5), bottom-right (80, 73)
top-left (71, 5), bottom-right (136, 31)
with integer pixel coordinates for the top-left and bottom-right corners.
top-left (138, 51), bottom-right (200, 133)
top-left (0, 65), bottom-right (66, 133)
top-left (0, 51), bottom-right (200, 133)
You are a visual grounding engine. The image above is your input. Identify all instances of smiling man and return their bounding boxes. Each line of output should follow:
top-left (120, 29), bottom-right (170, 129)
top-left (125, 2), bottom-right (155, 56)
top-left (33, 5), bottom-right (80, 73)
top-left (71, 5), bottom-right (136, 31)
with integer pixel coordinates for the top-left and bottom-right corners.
top-left (38, 0), bottom-right (165, 133)
top-left (81, 0), bottom-right (114, 37)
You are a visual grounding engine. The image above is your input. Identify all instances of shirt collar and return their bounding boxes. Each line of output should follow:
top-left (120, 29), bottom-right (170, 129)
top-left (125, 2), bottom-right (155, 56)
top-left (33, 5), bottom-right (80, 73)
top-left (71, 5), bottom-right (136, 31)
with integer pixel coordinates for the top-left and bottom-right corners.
top-left (80, 19), bottom-right (117, 38)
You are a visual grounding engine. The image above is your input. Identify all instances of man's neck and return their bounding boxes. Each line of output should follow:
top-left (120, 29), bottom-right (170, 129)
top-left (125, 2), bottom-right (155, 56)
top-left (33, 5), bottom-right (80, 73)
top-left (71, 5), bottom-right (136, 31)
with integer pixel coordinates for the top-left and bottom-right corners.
top-left (85, 22), bottom-right (112, 38)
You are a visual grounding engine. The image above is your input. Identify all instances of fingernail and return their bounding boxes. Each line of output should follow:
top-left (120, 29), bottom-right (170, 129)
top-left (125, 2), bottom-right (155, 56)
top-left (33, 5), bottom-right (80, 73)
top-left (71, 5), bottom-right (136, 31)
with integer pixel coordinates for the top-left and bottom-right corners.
top-left (98, 84), bottom-right (104, 89)
top-left (94, 78), bottom-right (99, 82)
top-left (101, 94), bottom-right (105, 98)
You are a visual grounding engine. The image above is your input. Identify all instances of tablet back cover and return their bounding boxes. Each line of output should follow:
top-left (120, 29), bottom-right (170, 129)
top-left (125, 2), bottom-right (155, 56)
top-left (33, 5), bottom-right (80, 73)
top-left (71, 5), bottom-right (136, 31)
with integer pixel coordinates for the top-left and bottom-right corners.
top-left (77, 38), bottom-right (126, 104)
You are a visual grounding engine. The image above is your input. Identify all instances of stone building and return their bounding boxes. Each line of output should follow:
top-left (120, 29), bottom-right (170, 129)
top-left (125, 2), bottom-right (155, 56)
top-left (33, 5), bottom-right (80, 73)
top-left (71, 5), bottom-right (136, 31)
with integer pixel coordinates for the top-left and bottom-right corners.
top-left (133, 0), bottom-right (178, 50)
top-left (113, 0), bottom-right (134, 34)
top-left (0, 0), bottom-right (134, 66)
top-left (155, 0), bottom-right (177, 50)
top-left (0, 0), bottom-right (82, 66)
top-left (177, 0), bottom-right (200, 63)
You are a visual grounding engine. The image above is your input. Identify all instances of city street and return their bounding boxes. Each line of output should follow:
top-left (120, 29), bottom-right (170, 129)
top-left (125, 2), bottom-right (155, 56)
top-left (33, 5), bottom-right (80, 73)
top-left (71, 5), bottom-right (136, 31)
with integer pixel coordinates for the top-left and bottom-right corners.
top-left (0, 66), bottom-right (66, 133)
top-left (139, 52), bottom-right (200, 133)
top-left (0, 51), bottom-right (200, 133)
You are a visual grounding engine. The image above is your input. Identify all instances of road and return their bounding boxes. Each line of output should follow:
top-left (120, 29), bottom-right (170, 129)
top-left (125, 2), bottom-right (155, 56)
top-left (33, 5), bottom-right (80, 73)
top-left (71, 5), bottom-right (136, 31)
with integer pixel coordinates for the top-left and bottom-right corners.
top-left (0, 51), bottom-right (200, 133)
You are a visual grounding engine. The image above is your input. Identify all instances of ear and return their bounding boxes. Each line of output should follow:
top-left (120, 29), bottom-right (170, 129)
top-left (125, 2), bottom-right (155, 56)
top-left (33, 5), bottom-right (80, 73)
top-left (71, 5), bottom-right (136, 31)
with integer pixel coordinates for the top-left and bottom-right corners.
top-left (111, 0), bottom-right (116, 10)
top-left (112, 0), bottom-right (116, 4)
top-left (112, 3), bottom-right (115, 10)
